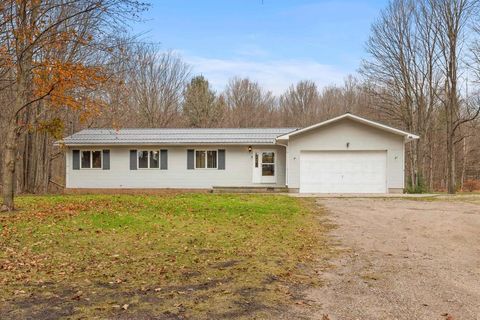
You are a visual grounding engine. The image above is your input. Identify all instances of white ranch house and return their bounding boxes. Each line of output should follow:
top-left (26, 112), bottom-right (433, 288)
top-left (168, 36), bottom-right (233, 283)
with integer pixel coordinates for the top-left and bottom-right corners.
top-left (59, 113), bottom-right (419, 194)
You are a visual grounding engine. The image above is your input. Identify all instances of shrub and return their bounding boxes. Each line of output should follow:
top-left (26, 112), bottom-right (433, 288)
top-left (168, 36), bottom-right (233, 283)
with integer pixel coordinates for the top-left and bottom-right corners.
top-left (463, 180), bottom-right (480, 192)
top-left (406, 175), bottom-right (428, 194)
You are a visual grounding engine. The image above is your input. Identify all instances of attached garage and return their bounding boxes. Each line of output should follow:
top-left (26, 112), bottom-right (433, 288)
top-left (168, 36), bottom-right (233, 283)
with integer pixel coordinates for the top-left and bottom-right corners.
top-left (299, 151), bottom-right (387, 193)
top-left (61, 112), bottom-right (418, 194)
top-left (276, 113), bottom-right (419, 194)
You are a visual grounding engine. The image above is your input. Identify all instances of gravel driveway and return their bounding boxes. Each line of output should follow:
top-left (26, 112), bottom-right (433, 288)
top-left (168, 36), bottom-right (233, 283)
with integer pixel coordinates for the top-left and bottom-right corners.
top-left (308, 198), bottom-right (480, 320)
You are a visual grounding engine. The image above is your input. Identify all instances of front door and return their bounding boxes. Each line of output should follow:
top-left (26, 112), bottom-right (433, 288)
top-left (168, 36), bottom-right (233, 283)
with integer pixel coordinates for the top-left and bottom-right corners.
top-left (252, 150), bottom-right (276, 184)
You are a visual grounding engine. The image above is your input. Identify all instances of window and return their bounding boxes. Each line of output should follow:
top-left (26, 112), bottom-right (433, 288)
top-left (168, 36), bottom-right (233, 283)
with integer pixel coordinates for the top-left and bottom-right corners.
top-left (81, 150), bottom-right (102, 169)
top-left (195, 150), bottom-right (217, 169)
top-left (195, 150), bottom-right (205, 168)
top-left (262, 152), bottom-right (275, 176)
top-left (138, 150), bottom-right (160, 169)
top-left (81, 151), bottom-right (90, 168)
top-left (150, 151), bottom-right (159, 168)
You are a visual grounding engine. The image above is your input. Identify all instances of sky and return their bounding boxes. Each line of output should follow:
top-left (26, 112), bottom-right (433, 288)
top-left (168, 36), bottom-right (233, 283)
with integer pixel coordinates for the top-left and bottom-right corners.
top-left (132, 0), bottom-right (388, 95)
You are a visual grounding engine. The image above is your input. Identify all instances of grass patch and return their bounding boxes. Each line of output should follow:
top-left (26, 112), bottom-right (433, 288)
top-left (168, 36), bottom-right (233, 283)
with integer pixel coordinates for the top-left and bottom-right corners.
top-left (0, 194), bottom-right (332, 319)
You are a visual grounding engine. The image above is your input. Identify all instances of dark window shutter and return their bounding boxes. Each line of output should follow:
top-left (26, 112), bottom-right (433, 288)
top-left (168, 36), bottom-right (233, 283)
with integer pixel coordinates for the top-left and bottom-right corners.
top-left (102, 150), bottom-right (110, 170)
top-left (160, 149), bottom-right (168, 170)
top-left (130, 150), bottom-right (137, 170)
top-left (72, 150), bottom-right (80, 170)
top-left (218, 149), bottom-right (225, 170)
top-left (187, 149), bottom-right (194, 169)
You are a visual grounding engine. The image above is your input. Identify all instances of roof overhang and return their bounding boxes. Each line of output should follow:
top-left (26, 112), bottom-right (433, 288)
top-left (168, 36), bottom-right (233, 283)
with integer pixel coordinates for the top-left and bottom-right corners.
top-left (55, 141), bottom-right (279, 147)
top-left (276, 113), bottom-right (419, 142)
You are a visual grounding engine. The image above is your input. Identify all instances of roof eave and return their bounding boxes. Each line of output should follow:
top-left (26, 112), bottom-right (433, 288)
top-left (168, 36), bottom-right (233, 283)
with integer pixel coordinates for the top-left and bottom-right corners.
top-left (404, 134), bottom-right (420, 142)
top-left (59, 141), bottom-right (279, 147)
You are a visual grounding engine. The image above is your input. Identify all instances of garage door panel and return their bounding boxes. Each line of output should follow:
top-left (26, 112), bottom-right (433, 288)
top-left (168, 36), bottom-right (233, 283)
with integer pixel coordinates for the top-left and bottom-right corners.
top-left (299, 151), bottom-right (387, 193)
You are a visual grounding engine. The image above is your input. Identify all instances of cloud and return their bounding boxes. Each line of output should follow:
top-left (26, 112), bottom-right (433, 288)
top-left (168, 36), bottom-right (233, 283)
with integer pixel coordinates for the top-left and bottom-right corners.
top-left (234, 46), bottom-right (270, 58)
top-left (184, 56), bottom-right (349, 95)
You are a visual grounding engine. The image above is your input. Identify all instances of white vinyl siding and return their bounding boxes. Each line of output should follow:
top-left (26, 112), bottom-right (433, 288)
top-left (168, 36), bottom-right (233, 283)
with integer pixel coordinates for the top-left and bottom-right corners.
top-left (286, 118), bottom-right (405, 192)
top-left (66, 145), bottom-right (286, 189)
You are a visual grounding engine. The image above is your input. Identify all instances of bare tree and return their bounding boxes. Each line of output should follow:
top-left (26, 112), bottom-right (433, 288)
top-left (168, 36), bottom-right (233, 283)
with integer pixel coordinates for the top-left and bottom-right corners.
top-left (361, 0), bottom-right (442, 191)
top-left (129, 45), bottom-right (190, 127)
top-left (432, 0), bottom-right (480, 193)
top-left (280, 80), bottom-right (321, 127)
top-left (223, 77), bottom-right (276, 127)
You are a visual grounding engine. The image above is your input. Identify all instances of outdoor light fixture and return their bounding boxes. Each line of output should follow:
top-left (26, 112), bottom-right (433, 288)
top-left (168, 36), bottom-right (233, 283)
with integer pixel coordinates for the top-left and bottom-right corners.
top-left (248, 146), bottom-right (252, 152)
top-left (346, 142), bottom-right (350, 148)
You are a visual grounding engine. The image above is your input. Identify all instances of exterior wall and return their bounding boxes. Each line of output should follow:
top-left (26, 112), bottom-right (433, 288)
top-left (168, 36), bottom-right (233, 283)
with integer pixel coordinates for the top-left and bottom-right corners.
top-left (66, 145), bottom-right (286, 189)
top-left (285, 118), bottom-right (405, 191)
top-left (388, 188), bottom-right (404, 194)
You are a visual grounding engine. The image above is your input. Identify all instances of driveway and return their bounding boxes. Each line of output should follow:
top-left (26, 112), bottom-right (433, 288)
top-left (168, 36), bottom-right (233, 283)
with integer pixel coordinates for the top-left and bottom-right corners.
top-left (308, 198), bottom-right (480, 320)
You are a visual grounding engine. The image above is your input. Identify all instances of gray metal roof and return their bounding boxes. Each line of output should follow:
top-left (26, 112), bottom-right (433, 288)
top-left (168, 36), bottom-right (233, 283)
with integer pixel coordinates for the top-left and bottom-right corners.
top-left (59, 127), bottom-right (298, 146)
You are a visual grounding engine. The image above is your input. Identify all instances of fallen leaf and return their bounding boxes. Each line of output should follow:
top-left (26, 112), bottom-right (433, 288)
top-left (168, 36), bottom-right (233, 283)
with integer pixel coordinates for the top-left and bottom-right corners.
top-left (71, 290), bottom-right (83, 300)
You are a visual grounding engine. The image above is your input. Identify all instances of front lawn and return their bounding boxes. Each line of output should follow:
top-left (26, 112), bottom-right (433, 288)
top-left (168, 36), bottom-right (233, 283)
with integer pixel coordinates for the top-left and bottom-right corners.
top-left (0, 194), bottom-right (331, 319)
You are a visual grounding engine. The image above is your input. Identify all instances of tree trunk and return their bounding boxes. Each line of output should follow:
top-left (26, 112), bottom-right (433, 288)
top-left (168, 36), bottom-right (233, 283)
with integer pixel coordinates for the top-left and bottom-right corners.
top-left (460, 137), bottom-right (467, 191)
top-left (1, 122), bottom-right (19, 211)
top-left (408, 143), bottom-right (416, 189)
top-left (446, 129), bottom-right (456, 194)
top-left (428, 136), bottom-right (434, 191)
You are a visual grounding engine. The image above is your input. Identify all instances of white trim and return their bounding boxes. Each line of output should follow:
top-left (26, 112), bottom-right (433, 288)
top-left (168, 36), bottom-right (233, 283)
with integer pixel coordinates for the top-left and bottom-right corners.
top-left (276, 142), bottom-right (288, 186)
top-left (276, 113), bottom-right (420, 141)
top-left (80, 149), bottom-right (103, 170)
top-left (194, 149), bottom-right (218, 169)
top-left (58, 142), bottom-right (283, 147)
top-left (252, 149), bottom-right (277, 184)
top-left (299, 150), bottom-right (388, 193)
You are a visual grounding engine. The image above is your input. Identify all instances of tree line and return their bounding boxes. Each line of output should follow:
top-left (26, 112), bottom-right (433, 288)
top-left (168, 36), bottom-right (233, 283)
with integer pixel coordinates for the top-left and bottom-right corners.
top-left (1, 0), bottom-right (480, 210)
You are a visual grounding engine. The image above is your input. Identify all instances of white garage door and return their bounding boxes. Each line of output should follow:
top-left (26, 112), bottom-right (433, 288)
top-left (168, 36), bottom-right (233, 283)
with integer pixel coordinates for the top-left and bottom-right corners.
top-left (300, 151), bottom-right (387, 193)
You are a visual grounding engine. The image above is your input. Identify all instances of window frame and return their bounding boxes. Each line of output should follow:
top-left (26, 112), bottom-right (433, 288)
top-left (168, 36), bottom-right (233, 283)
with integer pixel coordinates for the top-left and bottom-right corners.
top-left (137, 149), bottom-right (160, 169)
top-left (194, 149), bottom-right (218, 169)
top-left (80, 150), bottom-right (103, 170)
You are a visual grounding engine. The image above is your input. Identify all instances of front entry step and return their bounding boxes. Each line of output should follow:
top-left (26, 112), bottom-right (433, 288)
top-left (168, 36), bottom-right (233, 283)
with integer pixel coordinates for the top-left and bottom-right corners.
top-left (212, 186), bottom-right (289, 194)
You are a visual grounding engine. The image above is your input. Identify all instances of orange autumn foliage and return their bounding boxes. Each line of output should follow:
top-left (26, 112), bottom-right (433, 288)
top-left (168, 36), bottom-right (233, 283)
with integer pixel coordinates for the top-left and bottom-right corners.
top-left (33, 60), bottom-right (108, 123)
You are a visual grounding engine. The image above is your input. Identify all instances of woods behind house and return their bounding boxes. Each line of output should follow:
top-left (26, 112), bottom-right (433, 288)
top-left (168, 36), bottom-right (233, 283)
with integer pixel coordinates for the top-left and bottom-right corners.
top-left (1, 0), bottom-right (480, 208)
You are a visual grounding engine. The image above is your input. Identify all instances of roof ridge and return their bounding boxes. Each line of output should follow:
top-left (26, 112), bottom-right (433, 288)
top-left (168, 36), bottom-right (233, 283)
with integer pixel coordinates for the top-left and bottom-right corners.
top-left (75, 127), bottom-right (297, 131)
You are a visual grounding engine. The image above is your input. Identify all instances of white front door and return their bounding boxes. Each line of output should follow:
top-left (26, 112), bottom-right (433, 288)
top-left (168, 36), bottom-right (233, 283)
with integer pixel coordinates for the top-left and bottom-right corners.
top-left (252, 150), bottom-right (276, 184)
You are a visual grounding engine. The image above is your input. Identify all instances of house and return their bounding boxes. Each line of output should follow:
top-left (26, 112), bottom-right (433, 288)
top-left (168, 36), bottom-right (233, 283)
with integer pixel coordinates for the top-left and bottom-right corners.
top-left (59, 113), bottom-right (419, 194)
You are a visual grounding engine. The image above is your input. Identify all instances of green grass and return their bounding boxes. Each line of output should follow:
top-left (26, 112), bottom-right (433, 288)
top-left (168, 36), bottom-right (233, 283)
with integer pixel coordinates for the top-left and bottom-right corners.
top-left (0, 194), bottom-right (332, 319)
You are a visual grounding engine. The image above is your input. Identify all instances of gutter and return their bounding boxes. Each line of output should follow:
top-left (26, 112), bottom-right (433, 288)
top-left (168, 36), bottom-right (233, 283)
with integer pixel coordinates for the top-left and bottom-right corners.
top-left (55, 141), bottom-right (283, 147)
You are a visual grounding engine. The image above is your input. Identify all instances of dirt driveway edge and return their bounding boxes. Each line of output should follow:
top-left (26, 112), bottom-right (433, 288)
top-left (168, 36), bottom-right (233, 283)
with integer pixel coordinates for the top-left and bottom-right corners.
top-left (308, 198), bottom-right (480, 320)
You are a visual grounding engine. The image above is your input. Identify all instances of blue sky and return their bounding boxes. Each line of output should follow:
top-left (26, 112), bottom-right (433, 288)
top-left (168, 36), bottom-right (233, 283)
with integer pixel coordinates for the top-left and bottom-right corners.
top-left (133, 0), bottom-right (387, 94)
